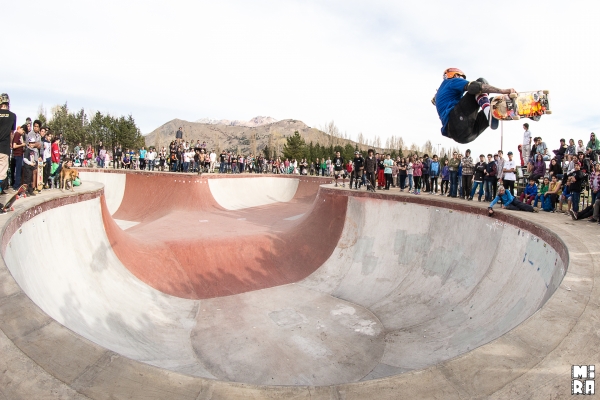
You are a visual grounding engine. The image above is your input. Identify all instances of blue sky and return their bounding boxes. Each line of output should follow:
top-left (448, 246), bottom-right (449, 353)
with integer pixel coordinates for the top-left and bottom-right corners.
top-left (5, 0), bottom-right (599, 158)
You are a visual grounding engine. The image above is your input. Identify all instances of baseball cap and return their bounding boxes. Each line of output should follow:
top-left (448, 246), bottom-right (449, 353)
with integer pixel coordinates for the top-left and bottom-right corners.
top-left (507, 151), bottom-right (513, 155)
top-left (28, 137), bottom-right (36, 143)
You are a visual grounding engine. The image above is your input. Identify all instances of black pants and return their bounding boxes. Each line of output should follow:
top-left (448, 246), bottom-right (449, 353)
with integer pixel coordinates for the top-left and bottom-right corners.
top-left (23, 164), bottom-right (35, 193)
top-left (441, 179), bottom-right (449, 194)
top-left (365, 171), bottom-right (375, 188)
top-left (462, 175), bottom-right (473, 198)
top-left (447, 77), bottom-right (489, 144)
top-left (351, 169), bottom-right (363, 188)
top-left (385, 173), bottom-right (392, 189)
top-left (504, 179), bottom-right (515, 196)
top-left (505, 198), bottom-right (534, 212)
top-left (398, 174), bottom-right (407, 189)
top-left (414, 176), bottom-right (421, 191)
top-left (423, 174), bottom-right (430, 191)
top-left (430, 177), bottom-right (438, 193)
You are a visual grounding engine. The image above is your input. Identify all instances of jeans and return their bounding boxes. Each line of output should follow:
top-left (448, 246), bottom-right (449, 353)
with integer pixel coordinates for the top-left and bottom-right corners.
top-left (533, 193), bottom-right (545, 207)
top-left (484, 179), bottom-right (494, 201)
top-left (219, 162), bottom-right (225, 173)
top-left (441, 179), bottom-right (449, 194)
top-left (470, 181), bottom-right (484, 199)
top-left (571, 191), bottom-right (581, 212)
top-left (423, 174), bottom-right (430, 191)
top-left (398, 174), bottom-right (407, 190)
top-left (407, 174), bottom-right (413, 191)
top-left (592, 190), bottom-right (599, 206)
top-left (449, 171), bottom-right (458, 197)
top-left (13, 156), bottom-right (22, 189)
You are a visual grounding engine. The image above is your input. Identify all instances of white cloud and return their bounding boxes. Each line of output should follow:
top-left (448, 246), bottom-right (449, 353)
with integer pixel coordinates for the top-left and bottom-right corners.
top-left (4, 0), bottom-right (599, 159)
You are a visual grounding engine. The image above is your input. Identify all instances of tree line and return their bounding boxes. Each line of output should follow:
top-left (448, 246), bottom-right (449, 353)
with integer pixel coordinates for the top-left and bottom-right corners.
top-left (37, 103), bottom-right (144, 151)
top-left (277, 131), bottom-right (460, 164)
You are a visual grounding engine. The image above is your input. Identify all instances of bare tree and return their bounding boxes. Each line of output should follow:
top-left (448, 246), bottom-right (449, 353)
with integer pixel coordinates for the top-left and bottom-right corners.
top-left (422, 140), bottom-right (433, 155)
top-left (373, 135), bottom-right (381, 149)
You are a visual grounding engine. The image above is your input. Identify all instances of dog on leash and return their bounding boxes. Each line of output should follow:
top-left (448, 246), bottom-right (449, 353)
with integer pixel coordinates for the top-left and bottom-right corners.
top-left (60, 166), bottom-right (79, 192)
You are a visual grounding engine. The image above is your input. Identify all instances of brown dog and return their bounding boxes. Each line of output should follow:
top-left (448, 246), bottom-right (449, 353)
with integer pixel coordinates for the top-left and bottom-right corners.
top-left (60, 167), bottom-right (79, 192)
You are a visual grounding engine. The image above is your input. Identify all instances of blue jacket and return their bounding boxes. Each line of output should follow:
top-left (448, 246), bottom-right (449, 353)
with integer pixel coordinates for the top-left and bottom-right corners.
top-left (490, 191), bottom-right (515, 208)
top-left (441, 165), bottom-right (449, 180)
top-left (524, 183), bottom-right (538, 197)
top-left (430, 161), bottom-right (440, 177)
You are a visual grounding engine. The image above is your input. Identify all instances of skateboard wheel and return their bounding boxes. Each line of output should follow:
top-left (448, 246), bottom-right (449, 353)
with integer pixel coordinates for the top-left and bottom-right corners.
top-left (10, 207), bottom-right (14, 211)
top-left (543, 90), bottom-right (550, 95)
top-left (545, 110), bottom-right (553, 114)
top-left (509, 93), bottom-right (518, 99)
top-left (512, 116), bottom-right (521, 120)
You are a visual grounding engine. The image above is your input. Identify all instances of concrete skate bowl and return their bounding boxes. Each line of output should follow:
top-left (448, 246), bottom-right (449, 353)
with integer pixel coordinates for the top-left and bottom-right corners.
top-left (0, 170), bottom-right (570, 396)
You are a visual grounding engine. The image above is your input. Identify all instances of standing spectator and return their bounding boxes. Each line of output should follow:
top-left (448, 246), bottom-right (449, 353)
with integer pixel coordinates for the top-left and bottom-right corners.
top-left (522, 123), bottom-right (532, 165)
top-left (502, 151), bottom-right (517, 195)
top-left (470, 154), bottom-right (486, 201)
top-left (568, 162), bottom-right (585, 213)
top-left (11, 124), bottom-right (26, 191)
top-left (495, 151), bottom-right (504, 190)
top-left (461, 149), bottom-right (474, 199)
top-left (139, 147), bottom-right (147, 170)
top-left (175, 127), bottom-right (183, 143)
top-left (422, 154), bottom-right (431, 193)
top-left (332, 151), bottom-right (345, 187)
top-left (0, 94), bottom-right (16, 194)
top-left (42, 130), bottom-right (52, 188)
top-left (383, 154), bottom-right (394, 190)
top-left (440, 159), bottom-right (449, 195)
top-left (413, 157), bottom-right (423, 195)
top-left (351, 151), bottom-right (365, 189)
top-left (22, 138), bottom-right (40, 196)
top-left (365, 149), bottom-right (377, 189)
top-left (429, 155), bottom-right (440, 194)
top-left (114, 144), bottom-right (123, 169)
top-left (397, 157), bottom-right (407, 192)
top-left (209, 149), bottom-right (216, 172)
top-left (448, 152), bottom-right (460, 197)
top-left (483, 154), bottom-right (497, 201)
top-left (147, 148), bottom-right (156, 171)
top-left (406, 156), bottom-right (414, 193)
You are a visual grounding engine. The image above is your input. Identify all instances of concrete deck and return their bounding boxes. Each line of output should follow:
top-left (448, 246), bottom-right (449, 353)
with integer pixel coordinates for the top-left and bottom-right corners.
top-left (0, 170), bottom-right (597, 399)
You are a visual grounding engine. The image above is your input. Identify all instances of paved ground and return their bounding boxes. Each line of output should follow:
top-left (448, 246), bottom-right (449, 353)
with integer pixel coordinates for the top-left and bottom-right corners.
top-left (0, 170), bottom-right (597, 399)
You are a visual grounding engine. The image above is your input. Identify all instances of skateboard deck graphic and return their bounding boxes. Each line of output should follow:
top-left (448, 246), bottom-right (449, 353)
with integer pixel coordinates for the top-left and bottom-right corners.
top-left (1, 185), bottom-right (27, 213)
top-left (37, 163), bottom-right (44, 191)
top-left (491, 90), bottom-right (551, 121)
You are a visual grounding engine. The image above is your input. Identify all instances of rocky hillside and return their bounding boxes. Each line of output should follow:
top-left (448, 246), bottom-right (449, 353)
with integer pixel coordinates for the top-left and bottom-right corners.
top-left (144, 118), bottom-right (366, 155)
top-left (195, 116), bottom-right (278, 127)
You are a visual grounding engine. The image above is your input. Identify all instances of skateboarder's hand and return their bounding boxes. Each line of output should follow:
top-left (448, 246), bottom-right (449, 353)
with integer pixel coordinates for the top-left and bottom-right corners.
top-left (505, 88), bottom-right (516, 95)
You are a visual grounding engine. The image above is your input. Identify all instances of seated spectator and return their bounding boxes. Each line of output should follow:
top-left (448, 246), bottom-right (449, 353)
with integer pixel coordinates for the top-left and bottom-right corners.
top-left (546, 175), bottom-right (562, 212)
top-left (552, 138), bottom-right (568, 161)
top-left (530, 154), bottom-right (546, 181)
top-left (533, 177), bottom-right (549, 208)
top-left (488, 185), bottom-right (537, 215)
top-left (587, 132), bottom-right (600, 161)
top-left (590, 163), bottom-right (600, 204)
top-left (535, 137), bottom-right (550, 161)
top-left (566, 139), bottom-right (576, 156)
top-left (548, 158), bottom-right (563, 181)
top-left (519, 177), bottom-right (538, 205)
top-left (570, 198), bottom-right (600, 223)
top-left (558, 177), bottom-right (573, 214)
top-left (576, 139), bottom-right (585, 154)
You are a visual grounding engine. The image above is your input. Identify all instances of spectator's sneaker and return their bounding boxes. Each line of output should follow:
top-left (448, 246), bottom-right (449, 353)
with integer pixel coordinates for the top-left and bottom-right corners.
top-left (27, 191), bottom-right (36, 197)
top-left (570, 210), bottom-right (577, 220)
top-left (533, 208), bottom-right (539, 213)
top-left (335, 183), bottom-right (338, 187)
top-left (587, 218), bottom-right (597, 222)
top-left (342, 183), bottom-right (345, 187)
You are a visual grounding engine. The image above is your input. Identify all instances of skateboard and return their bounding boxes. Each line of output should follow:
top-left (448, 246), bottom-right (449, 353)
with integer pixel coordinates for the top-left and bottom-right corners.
top-left (1, 185), bottom-right (27, 213)
top-left (37, 162), bottom-right (45, 191)
top-left (491, 90), bottom-right (551, 122)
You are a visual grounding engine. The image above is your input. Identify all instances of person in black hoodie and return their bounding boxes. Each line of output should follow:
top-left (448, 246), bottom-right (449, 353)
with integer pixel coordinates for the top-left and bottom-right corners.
top-left (422, 154), bottom-right (431, 193)
top-left (483, 154), bottom-right (497, 201)
top-left (351, 151), bottom-right (365, 189)
top-left (568, 162), bottom-right (585, 213)
top-left (470, 154), bottom-right (487, 201)
top-left (364, 149), bottom-right (376, 189)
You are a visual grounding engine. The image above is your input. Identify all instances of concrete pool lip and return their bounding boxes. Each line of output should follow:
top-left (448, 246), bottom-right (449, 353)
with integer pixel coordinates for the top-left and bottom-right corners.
top-left (0, 176), bottom-right (595, 399)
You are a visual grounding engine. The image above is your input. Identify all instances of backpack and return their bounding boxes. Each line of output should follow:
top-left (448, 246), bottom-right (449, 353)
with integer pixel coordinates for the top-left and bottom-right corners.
top-left (542, 195), bottom-right (553, 212)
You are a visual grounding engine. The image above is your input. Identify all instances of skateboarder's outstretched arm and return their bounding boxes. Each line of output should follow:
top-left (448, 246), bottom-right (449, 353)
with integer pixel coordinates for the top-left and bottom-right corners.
top-left (467, 81), bottom-right (515, 96)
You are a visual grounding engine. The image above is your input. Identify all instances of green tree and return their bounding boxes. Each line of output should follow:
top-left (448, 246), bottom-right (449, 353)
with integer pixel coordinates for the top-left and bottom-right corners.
top-left (282, 131), bottom-right (307, 160)
top-left (343, 143), bottom-right (354, 161)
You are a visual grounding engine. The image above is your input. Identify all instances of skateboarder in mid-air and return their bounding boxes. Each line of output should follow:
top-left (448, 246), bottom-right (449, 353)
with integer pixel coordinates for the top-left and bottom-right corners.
top-left (433, 68), bottom-right (516, 144)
